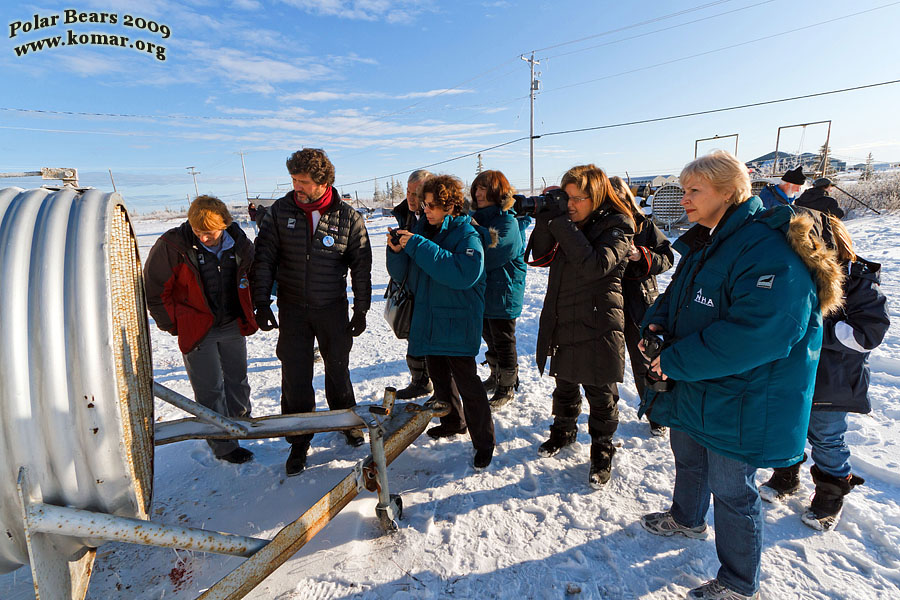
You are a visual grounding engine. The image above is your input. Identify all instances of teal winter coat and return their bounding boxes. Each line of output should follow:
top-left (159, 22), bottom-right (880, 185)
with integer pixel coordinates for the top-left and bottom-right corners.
top-left (639, 197), bottom-right (835, 468)
top-left (471, 205), bottom-right (527, 320)
top-left (386, 214), bottom-right (486, 357)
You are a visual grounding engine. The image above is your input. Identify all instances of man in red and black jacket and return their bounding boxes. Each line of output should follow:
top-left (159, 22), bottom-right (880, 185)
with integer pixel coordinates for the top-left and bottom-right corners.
top-left (252, 148), bottom-right (372, 476)
top-left (145, 195), bottom-right (258, 464)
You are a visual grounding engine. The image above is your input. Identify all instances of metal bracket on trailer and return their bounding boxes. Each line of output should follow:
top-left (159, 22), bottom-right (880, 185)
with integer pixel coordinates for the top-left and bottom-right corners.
top-left (11, 392), bottom-right (447, 600)
top-left (198, 400), bottom-right (448, 600)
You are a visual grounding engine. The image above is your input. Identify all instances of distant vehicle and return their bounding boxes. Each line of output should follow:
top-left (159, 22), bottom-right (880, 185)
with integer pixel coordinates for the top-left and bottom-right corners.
top-left (341, 193), bottom-right (352, 201)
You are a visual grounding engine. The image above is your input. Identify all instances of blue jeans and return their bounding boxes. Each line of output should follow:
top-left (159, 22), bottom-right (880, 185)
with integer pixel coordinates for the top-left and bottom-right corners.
top-left (808, 411), bottom-right (851, 478)
top-left (669, 429), bottom-right (762, 596)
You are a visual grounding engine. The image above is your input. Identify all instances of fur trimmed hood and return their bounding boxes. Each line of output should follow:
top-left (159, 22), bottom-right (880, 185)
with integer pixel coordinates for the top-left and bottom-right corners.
top-left (780, 210), bottom-right (845, 317)
top-left (786, 211), bottom-right (845, 316)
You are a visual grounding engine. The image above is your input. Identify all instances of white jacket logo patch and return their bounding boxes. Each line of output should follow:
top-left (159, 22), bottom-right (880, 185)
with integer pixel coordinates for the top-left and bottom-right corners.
top-left (757, 274), bottom-right (775, 289)
top-left (694, 288), bottom-right (715, 308)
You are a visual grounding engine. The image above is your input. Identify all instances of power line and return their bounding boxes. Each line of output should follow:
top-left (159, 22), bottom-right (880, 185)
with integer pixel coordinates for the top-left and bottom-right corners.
top-left (0, 3), bottom-right (768, 129)
top-left (538, 79), bottom-right (900, 138)
top-left (542, 1), bottom-right (900, 96)
top-left (542, 0), bottom-right (778, 61)
top-left (335, 78), bottom-right (900, 188)
top-left (531, 0), bottom-right (739, 53)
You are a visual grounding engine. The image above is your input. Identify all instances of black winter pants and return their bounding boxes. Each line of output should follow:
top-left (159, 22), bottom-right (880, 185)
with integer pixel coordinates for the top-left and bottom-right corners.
top-left (277, 302), bottom-right (356, 446)
top-left (426, 355), bottom-right (495, 451)
top-left (482, 318), bottom-right (518, 370)
top-left (551, 378), bottom-right (619, 446)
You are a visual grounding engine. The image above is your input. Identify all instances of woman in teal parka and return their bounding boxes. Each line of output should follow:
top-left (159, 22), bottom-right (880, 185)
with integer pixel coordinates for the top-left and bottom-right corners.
top-left (387, 175), bottom-right (496, 469)
top-left (470, 170), bottom-right (528, 409)
top-left (637, 151), bottom-right (844, 600)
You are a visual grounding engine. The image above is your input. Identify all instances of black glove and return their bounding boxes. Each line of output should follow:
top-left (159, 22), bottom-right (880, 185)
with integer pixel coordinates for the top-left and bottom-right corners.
top-left (255, 304), bottom-right (278, 331)
top-left (534, 203), bottom-right (567, 223)
top-left (347, 310), bottom-right (367, 337)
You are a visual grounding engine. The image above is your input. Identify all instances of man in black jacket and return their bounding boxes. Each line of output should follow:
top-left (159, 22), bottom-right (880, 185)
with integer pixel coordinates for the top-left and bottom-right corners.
top-left (253, 148), bottom-right (372, 476)
top-left (795, 178), bottom-right (845, 218)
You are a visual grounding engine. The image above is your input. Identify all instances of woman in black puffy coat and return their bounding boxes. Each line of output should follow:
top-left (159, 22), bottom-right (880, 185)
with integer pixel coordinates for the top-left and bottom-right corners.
top-left (609, 176), bottom-right (674, 436)
top-left (528, 164), bottom-right (635, 489)
top-left (759, 215), bottom-right (890, 531)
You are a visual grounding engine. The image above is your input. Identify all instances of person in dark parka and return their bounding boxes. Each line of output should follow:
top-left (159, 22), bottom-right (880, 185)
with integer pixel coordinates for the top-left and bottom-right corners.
top-left (637, 151), bottom-right (844, 600)
top-left (794, 177), bottom-right (845, 219)
top-left (759, 215), bottom-right (889, 531)
top-left (609, 176), bottom-right (674, 436)
top-left (470, 169), bottom-right (527, 409)
top-left (252, 148), bottom-right (372, 477)
top-left (387, 175), bottom-right (495, 469)
top-left (528, 164), bottom-right (635, 489)
top-left (144, 195), bottom-right (258, 465)
top-left (390, 169), bottom-right (437, 400)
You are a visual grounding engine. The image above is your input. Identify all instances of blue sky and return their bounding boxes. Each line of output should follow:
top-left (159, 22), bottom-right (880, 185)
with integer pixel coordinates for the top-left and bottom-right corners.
top-left (2, 0), bottom-right (899, 212)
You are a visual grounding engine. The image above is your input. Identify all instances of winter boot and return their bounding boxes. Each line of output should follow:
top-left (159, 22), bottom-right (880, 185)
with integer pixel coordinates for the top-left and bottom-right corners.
top-left (588, 442), bottom-right (615, 489)
top-left (538, 427), bottom-right (577, 458)
top-left (343, 429), bottom-right (365, 448)
top-left (489, 367), bottom-right (518, 410)
top-left (426, 422), bottom-right (467, 439)
top-left (481, 357), bottom-right (499, 395)
top-left (686, 579), bottom-right (759, 599)
top-left (758, 453), bottom-right (806, 503)
top-left (473, 446), bottom-right (494, 470)
top-left (397, 355), bottom-right (433, 400)
top-left (285, 442), bottom-right (310, 477)
top-left (801, 464), bottom-right (865, 531)
top-left (648, 420), bottom-right (667, 437)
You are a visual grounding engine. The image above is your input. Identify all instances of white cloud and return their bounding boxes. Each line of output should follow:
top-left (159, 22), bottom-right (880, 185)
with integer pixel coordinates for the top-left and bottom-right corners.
top-left (56, 52), bottom-right (125, 76)
top-left (232, 0), bottom-right (263, 9)
top-left (278, 0), bottom-right (434, 23)
top-left (188, 44), bottom-right (334, 92)
top-left (283, 88), bottom-right (472, 101)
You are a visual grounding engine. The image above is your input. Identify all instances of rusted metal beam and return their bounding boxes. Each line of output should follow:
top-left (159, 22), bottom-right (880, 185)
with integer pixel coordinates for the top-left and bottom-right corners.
top-left (197, 403), bottom-right (444, 600)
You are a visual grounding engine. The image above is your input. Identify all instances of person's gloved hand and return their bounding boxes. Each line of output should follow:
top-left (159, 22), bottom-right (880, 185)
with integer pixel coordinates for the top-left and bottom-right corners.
top-left (255, 304), bottom-right (279, 331)
top-left (347, 310), bottom-right (367, 337)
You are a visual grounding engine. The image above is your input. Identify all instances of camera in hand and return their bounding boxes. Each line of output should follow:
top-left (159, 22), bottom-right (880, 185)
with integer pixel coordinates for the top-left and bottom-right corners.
top-left (512, 187), bottom-right (569, 217)
top-left (389, 228), bottom-right (402, 246)
top-left (642, 328), bottom-right (675, 392)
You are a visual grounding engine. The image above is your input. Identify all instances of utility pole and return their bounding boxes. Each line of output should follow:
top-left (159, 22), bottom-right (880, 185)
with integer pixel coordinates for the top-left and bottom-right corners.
top-left (521, 52), bottom-right (540, 195)
top-left (476, 153), bottom-right (483, 176)
top-left (186, 166), bottom-right (200, 196)
top-left (238, 152), bottom-right (250, 202)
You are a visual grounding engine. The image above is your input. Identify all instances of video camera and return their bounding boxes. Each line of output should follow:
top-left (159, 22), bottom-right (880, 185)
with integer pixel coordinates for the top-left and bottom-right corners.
top-left (642, 328), bottom-right (675, 392)
top-left (512, 188), bottom-right (569, 217)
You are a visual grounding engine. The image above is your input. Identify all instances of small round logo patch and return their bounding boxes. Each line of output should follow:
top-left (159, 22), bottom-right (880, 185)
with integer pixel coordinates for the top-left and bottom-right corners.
top-left (322, 235), bottom-right (335, 247)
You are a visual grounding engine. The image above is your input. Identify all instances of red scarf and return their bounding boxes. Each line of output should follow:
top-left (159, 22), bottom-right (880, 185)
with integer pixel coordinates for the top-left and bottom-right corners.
top-left (294, 187), bottom-right (332, 234)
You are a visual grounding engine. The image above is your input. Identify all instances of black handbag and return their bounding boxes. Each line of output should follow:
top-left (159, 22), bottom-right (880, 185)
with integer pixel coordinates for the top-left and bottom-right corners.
top-left (384, 268), bottom-right (414, 339)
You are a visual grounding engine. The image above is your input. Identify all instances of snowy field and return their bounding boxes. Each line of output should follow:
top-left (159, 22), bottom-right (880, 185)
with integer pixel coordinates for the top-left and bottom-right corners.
top-left (2, 213), bottom-right (900, 599)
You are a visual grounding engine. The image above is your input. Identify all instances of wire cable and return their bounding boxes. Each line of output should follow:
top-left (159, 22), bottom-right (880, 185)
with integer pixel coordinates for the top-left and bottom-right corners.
top-left (335, 78), bottom-right (900, 187)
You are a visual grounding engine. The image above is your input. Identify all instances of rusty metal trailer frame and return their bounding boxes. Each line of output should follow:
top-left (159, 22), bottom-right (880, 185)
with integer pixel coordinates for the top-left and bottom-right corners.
top-left (16, 383), bottom-right (447, 600)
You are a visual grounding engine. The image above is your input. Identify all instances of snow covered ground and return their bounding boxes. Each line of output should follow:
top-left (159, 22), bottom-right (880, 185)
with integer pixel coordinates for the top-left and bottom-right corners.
top-left (2, 213), bottom-right (899, 599)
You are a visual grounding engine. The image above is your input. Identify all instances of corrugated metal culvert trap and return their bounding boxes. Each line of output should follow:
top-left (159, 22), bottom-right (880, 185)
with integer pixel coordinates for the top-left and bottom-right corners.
top-left (751, 179), bottom-right (768, 197)
top-left (0, 187), bottom-right (153, 574)
top-left (651, 183), bottom-right (686, 227)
